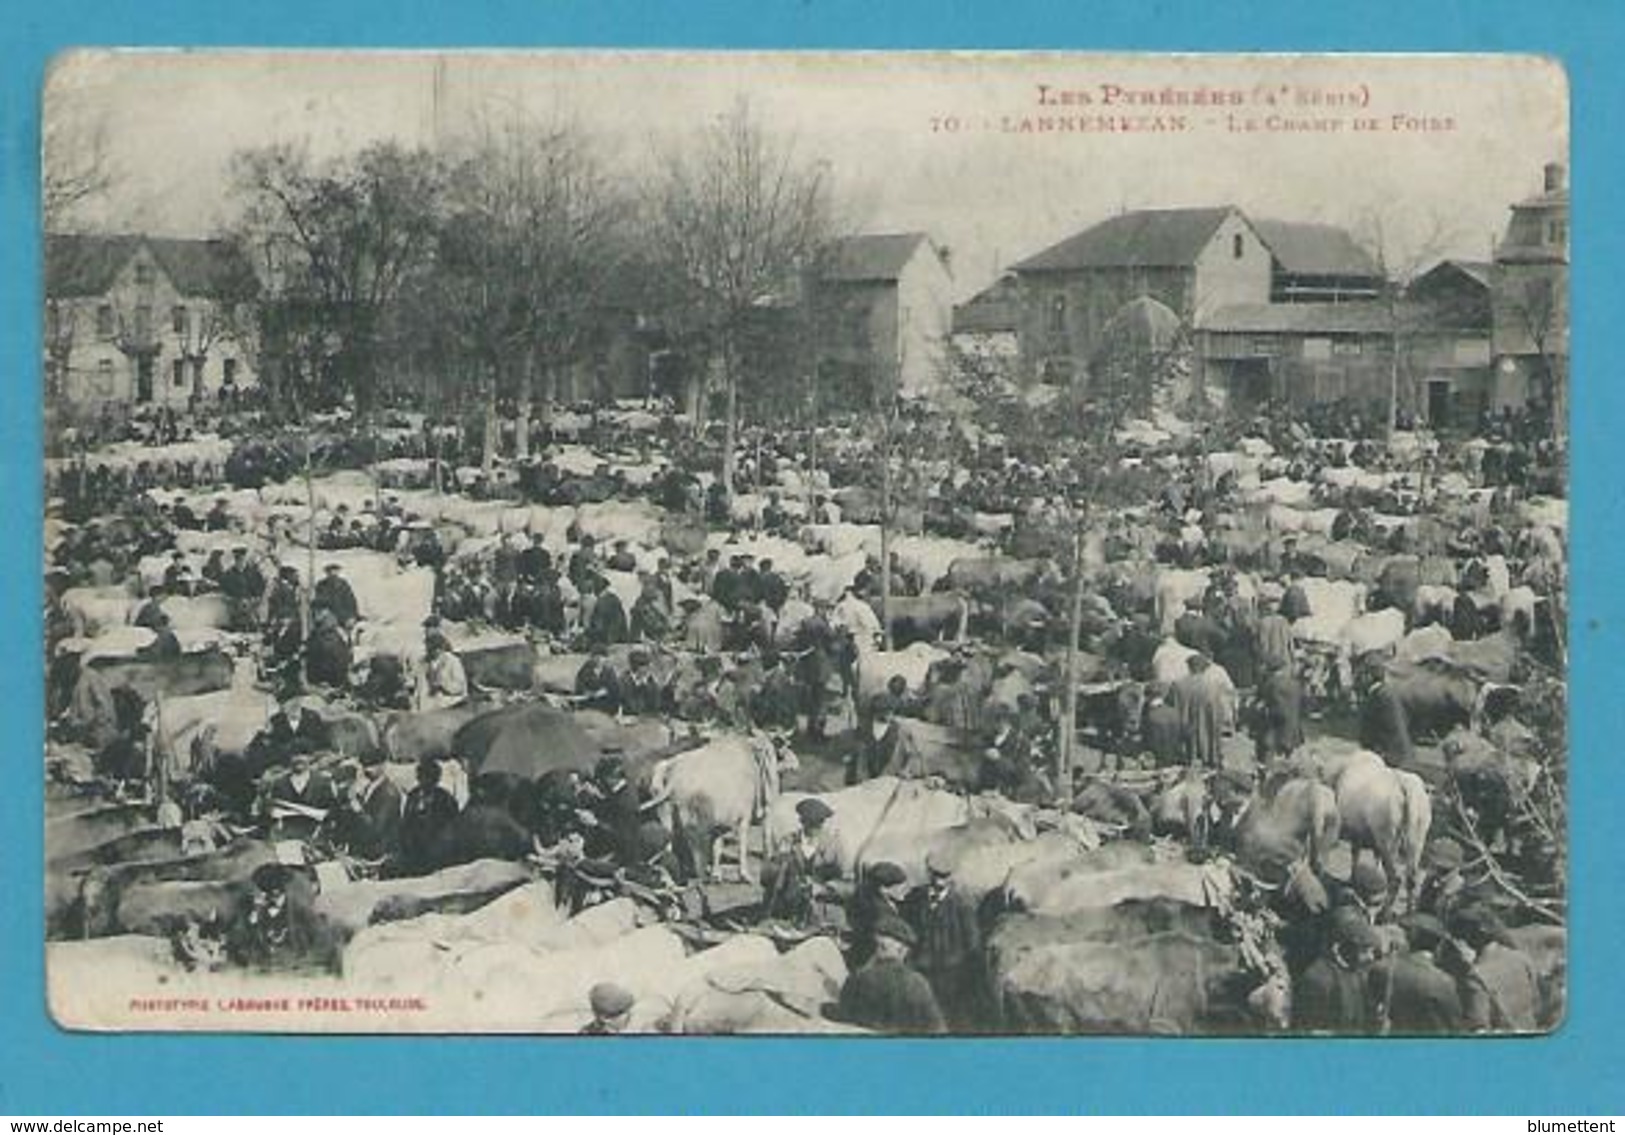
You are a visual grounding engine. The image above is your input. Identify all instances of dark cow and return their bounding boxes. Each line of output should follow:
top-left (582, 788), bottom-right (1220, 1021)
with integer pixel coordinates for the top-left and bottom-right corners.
top-left (76, 839), bottom-right (279, 938)
top-left (880, 593), bottom-right (972, 647)
top-left (46, 803), bottom-right (157, 863)
top-left (459, 640), bottom-right (540, 691)
top-left (989, 917), bottom-right (1288, 1034)
top-left (1384, 658), bottom-right (1484, 740)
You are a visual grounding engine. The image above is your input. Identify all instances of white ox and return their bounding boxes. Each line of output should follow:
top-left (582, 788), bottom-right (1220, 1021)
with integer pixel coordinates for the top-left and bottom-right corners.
top-left (647, 733), bottom-right (793, 883)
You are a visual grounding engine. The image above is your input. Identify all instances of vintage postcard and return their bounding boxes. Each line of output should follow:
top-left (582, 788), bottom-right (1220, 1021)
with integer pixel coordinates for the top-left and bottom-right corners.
top-left (42, 50), bottom-right (1567, 1035)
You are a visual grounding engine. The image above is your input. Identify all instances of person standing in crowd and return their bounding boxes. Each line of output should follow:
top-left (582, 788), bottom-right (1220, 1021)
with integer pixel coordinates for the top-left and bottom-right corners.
top-left (1357, 655), bottom-right (1415, 766)
top-left (1170, 654), bottom-right (1231, 769)
top-left (847, 861), bottom-right (911, 970)
top-left (311, 562), bottom-right (360, 632)
top-left (904, 851), bottom-right (986, 1030)
top-left (418, 629), bottom-right (469, 711)
top-left (762, 798), bottom-right (838, 927)
top-left (1251, 657), bottom-right (1305, 769)
top-left (834, 915), bottom-right (947, 1035)
top-left (1294, 906), bottom-right (1385, 1034)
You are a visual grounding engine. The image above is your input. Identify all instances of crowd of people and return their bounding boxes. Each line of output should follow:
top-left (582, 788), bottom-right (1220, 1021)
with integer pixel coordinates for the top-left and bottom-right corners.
top-left (45, 387), bottom-right (1568, 1034)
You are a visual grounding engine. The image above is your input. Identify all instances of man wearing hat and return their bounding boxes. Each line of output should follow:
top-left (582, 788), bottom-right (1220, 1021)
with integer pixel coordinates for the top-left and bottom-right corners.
top-left (262, 751), bottom-right (340, 819)
top-left (220, 546), bottom-right (266, 632)
top-left (161, 550), bottom-right (190, 595)
top-left (345, 751), bottom-right (404, 862)
top-left (584, 752), bottom-right (643, 867)
top-left (1415, 838), bottom-right (1469, 923)
top-left (396, 757), bottom-right (460, 877)
top-left (762, 798), bottom-right (838, 927)
top-left (845, 696), bottom-right (920, 785)
top-left (847, 861), bottom-right (913, 969)
top-left (137, 610), bottom-right (183, 661)
top-left (1293, 906), bottom-right (1385, 1033)
top-left (311, 562), bottom-right (360, 631)
top-left (581, 982), bottom-right (636, 1035)
top-left (1367, 913), bottom-right (1465, 1035)
top-left (229, 862), bottom-right (329, 971)
top-left (834, 914), bottom-right (947, 1035)
top-left (620, 648), bottom-right (665, 717)
top-left (304, 607), bottom-right (353, 690)
top-left (1168, 654), bottom-right (1231, 770)
top-left (1255, 593), bottom-right (1295, 675)
top-left (584, 574), bottom-right (630, 648)
top-left (204, 496), bottom-right (232, 532)
top-left (1250, 656), bottom-right (1305, 770)
top-left (925, 655), bottom-right (981, 735)
top-left (1174, 594), bottom-right (1225, 661)
top-left (905, 849), bottom-right (987, 1030)
top-left (1356, 654), bottom-right (1414, 766)
top-left (574, 646), bottom-right (622, 714)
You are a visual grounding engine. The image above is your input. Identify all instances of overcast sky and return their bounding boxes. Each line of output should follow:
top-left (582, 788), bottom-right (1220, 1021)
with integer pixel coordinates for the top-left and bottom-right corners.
top-left (46, 50), bottom-right (1567, 301)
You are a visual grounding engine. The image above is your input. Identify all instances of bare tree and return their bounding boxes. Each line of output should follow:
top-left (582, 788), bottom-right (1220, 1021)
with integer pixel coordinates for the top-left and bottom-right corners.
top-left (1352, 210), bottom-right (1461, 437)
top-left (1502, 274), bottom-right (1567, 434)
top-left (43, 99), bottom-right (116, 230)
top-left (646, 99), bottom-right (837, 497)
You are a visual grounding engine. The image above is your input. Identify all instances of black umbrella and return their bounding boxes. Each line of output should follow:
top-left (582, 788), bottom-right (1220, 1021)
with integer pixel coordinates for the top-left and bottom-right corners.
top-left (451, 701), bottom-right (602, 780)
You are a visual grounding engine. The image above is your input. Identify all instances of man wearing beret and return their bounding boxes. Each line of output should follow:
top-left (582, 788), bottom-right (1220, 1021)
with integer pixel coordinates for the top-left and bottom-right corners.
top-left (345, 750), bottom-right (404, 862)
top-left (834, 915), bottom-right (947, 1035)
top-left (581, 982), bottom-right (636, 1035)
top-left (762, 798), bottom-right (839, 927)
top-left (1293, 906), bottom-right (1384, 1033)
top-left (905, 850), bottom-right (987, 1030)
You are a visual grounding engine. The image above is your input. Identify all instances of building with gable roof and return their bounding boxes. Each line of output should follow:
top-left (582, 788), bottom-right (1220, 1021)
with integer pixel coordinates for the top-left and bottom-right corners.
top-left (45, 233), bottom-right (261, 410)
top-left (812, 231), bottom-right (955, 399)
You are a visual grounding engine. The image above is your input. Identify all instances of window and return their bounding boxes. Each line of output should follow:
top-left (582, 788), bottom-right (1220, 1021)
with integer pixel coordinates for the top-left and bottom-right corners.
top-left (134, 262), bottom-right (154, 285)
top-left (223, 358), bottom-right (238, 386)
top-left (172, 305), bottom-right (188, 335)
top-left (134, 305), bottom-right (152, 339)
top-left (1302, 337), bottom-right (1332, 361)
top-left (1548, 220), bottom-right (1567, 244)
top-left (1232, 233), bottom-right (1245, 259)
top-left (96, 358), bottom-right (114, 397)
top-left (1048, 294), bottom-right (1067, 336)
top-left (96, 304), bottom-right (114, 337)
top-left (1332, 340), bottom-right (1363, 357)
top-left (172, 359), bottom-right (186, 387)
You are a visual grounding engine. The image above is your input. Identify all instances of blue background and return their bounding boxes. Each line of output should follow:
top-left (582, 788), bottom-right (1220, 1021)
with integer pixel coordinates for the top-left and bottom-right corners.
top-left (2, 0), bottom-right (1620, 1115)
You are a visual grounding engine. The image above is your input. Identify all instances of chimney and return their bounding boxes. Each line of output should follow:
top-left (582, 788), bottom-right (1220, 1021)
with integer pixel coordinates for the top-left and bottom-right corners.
top-left (1544, 161), bottom-right (1565, 193)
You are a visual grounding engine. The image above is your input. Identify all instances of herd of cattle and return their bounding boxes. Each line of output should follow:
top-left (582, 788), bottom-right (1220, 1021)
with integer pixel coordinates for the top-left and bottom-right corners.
top-left (43, 402), bottom-right (1567, 1034)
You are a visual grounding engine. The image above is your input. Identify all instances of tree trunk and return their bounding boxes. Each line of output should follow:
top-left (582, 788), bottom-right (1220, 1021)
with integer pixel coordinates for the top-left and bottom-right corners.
top-left (879, 410), bottom-right (894, 651)
top-left (481, 364), bottom-right (499, 477)
top-left (515, 349), bottom-right (534, 461)
top-left (721, 349), bottom-right (738, 499)
top-left (1058, 522), bottom-right (1086, 802)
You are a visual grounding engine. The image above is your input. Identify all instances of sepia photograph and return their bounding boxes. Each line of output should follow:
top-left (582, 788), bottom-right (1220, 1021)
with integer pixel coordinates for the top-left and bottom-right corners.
top-left (41, 50), bottom-right (1568, 1036)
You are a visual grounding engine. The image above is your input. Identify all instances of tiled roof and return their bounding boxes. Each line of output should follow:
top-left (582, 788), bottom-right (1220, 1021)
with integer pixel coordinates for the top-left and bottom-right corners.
top-left (1252, 219), bottom-right (1381, 278)
top-left (822, 233), bottom-right (932, 283)
top-left (46, 233), bottom-right (259, 299)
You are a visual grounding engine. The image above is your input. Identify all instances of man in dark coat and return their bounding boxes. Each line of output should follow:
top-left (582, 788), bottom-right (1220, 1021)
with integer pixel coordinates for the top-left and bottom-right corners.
top-left (845, 698), bottom-right (919, 784)
top-left (346, 752), bottom-right (404, 862)
top-left (619, 650), bottom-right (665, 716)
top-left (1252, 659), bottom-right (1306, 767)
top-left (1293, 906), bottom-right (1383, 1034)
top-left (904, 851), bottom-right (987, 1030)
top-left (834, 915), bottom-right (947, 1035)
top-left (228, 864), bottom-right (333, 973)
top-left (585, 753), bottom-right (643, 867)
top-left (574, 647), bottom-right (622, 713)
top-left (1174, 597), bottom-right (1225, 660)
top-left (584, 575), bottom-right (629, 647)
top-left (396, 758), bottom-right (461, 876)
top-left (432, 775), bottom-right (531, 867)
top-left (847, 861), bottom-right (911, 970)
top-left (1357, 660), bottom-right (1415, 766)
top-left (263, 752), bottom-right (339, 814)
